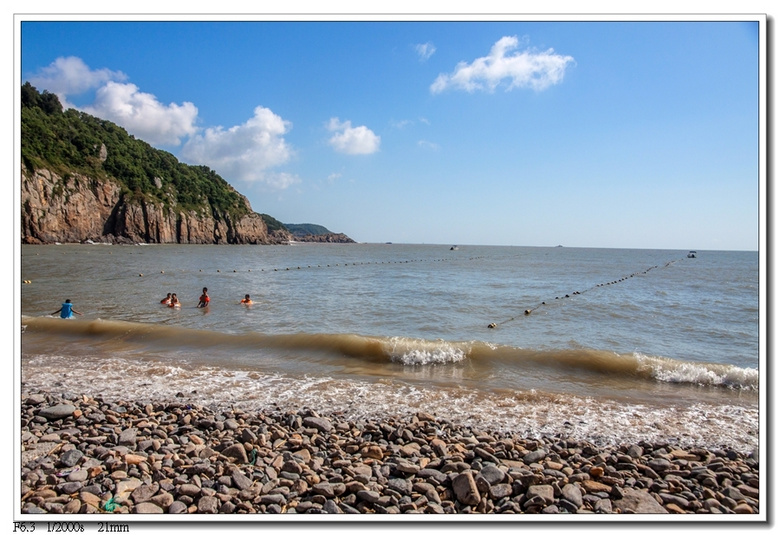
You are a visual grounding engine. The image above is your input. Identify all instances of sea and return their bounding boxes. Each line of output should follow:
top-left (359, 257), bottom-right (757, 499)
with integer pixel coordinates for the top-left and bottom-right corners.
top-left (18, 243), bottom-right (762, 454)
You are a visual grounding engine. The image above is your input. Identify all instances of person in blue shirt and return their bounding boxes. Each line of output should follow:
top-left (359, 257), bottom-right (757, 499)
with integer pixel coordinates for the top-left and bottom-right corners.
top-left (53, 299), bottom-right (82, 319)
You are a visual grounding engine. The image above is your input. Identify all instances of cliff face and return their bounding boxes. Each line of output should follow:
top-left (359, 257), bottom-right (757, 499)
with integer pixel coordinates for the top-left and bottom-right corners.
top-left (292, 233), bottom-right (356, 244)
top-left (21, 168), bottom-right (284, 245)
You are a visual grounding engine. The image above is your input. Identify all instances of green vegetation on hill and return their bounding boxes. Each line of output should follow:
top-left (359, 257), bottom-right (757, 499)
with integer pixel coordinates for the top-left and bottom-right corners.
top-left (21, 82), bottom-right (249, 220)
top-left (258, 213), bottom-right (288, 234)
top-left (285, 223), bottom-right (333, 236)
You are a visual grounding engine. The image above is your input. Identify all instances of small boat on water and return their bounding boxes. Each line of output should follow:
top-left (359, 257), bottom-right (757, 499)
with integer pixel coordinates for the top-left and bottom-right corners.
top-left (450, 245), bottom-right (459, 250)
top-left (688, 251), bottom-right (697, 258)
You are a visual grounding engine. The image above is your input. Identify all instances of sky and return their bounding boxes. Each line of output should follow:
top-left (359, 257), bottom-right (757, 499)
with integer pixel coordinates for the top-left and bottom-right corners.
top-left (17, 16), bottom-right (763, 250)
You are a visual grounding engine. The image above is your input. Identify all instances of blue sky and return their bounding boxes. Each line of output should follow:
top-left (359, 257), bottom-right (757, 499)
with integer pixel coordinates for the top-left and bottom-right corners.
top-left (19, 17), bottom-right (762, 250)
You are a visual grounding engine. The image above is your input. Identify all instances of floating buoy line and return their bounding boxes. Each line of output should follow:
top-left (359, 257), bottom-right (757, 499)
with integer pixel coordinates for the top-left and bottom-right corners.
top-left (487, 257), bottom-right (687, 329)
top-left (135, 255), bottom-right (486, 279)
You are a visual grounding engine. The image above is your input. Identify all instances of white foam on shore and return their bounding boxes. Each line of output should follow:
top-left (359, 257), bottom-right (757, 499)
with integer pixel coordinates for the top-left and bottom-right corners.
top-left (386, 337), bottom-right (467, 365)
top-left (635, 352), bottom-right (759, 389)
top-left (21, 352), bottom-right (759, 453)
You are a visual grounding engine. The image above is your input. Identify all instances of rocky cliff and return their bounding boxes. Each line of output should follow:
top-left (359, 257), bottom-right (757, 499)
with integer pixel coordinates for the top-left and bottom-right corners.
top-left (292, 233), bottom-right (356, 244)
top-left (21, 168), bottom-right (287, 245)
top-left (20, 83), bottom-right (354, 246)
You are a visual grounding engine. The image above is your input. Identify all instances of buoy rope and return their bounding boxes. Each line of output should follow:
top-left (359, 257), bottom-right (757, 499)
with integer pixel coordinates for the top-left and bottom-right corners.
top-left (488, 257), bottom-right (686, 328)
top-left (146, 255), bottom-right (486, 277)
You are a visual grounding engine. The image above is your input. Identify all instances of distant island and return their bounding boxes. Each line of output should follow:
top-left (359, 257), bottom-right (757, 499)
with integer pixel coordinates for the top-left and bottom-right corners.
top-left (20, 83), bottom-right (354, 245)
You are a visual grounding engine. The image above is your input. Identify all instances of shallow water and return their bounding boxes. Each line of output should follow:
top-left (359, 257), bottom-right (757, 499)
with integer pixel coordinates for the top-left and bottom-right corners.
top-left (19, 243), bottom-right (761, 451)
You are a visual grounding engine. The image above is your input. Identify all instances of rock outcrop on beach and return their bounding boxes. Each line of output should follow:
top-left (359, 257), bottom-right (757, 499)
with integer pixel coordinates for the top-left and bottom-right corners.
top-left (21, 168), bottom-right (284, 245)
top-left (20, 392), bottom-right (760, 516)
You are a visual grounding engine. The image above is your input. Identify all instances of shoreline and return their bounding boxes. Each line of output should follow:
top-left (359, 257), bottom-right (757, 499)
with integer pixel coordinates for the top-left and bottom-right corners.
top-left (20, 390), bottom-right (760, 516)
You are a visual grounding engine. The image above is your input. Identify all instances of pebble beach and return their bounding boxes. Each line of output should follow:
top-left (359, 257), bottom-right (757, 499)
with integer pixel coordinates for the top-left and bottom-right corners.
top-left (20, 390), bottom-right (760, 516)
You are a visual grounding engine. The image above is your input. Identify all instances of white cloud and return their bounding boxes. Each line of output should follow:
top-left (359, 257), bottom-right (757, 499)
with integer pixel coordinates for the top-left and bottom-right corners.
top-left (25, 55), bottom-right (299, 190)
top-left (26, 56), bottom-right (127, 109)
top-left (390, 119), bottom-right (413, 129)
top-left (417, 139), bottom-right (440, 150)
top-left (327, 118), bottom-right (380, 155)
top-left (83, 81), bottom-right (198, 146)
top-left (416, 42), bottom-right (436, 61)
top-left (431, 36), bottom-right (574, 94)
top-left (181, 106), bottom-right (299, 189)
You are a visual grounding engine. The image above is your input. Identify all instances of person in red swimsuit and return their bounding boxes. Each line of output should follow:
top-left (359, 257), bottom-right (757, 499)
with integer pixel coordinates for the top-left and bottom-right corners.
top-left (197, 287), bottom-right (210, 308)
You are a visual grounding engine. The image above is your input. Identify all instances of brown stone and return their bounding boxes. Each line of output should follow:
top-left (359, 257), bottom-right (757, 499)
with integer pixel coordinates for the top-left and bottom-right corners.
top-left (581, 480), bottom-right (612, 494)
top-left (452, 472), bottom-right (480, 505)
top-left (125, 453), bottom-right (146, 465)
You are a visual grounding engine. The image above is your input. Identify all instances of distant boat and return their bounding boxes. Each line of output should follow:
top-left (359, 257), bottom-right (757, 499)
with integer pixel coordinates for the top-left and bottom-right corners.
top-left (688, 251), bottom-right (697, 258)
top-left (450, 245), bottom-right (459, 250)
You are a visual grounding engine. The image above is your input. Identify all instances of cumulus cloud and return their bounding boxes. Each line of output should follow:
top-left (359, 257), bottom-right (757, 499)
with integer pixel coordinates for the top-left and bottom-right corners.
top-left (416, 42), bottom-right (436, 61)
top-left (430, 36), bottom-right (574, 94)
top-left (26, 56), bottom-right (198, 146)
top-left (83, 81), bottom-right (198, 146)
top-left (181, 106), bottom-right (299, 189)
top-left (327, 118), bottom-right (380, 155)
top-left (25, 56), bottom-right (299, 189)
top-left (26, 56), bottom-right (127, 107)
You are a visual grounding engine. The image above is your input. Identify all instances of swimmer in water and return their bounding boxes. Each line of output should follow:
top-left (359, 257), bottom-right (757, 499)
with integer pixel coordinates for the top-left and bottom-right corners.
top-left (240, 294), bottom-right (253, 305)
top-left (53, 299), bottom-right (82, 319)
top-left (161, 293), bottom-right (172, 305)
top-left (197, 287), bottom-right (210, 308)
top-left (168, 293), bottom-right (180, 308)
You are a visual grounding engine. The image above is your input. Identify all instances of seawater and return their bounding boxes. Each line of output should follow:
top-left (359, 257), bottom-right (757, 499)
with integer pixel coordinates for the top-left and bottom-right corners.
top-left (18, 243), bottom-right (761, 452)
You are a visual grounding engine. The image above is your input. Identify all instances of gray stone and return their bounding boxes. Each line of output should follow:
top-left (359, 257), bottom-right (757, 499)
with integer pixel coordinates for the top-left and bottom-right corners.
top-left (562, 483), bottom-right (583, 508)
top-left (241, 428), bottom-right (257, 443)
top-left (59, 449), bottom-right (83, 467)
top-left (478, 464), bottom-right (505, 486)
top-left (303, 416), bottom-right (333, 433)
top-left (197, 495), bottom-right (220, 514)
top-left (387, 477), bottom-right (413, 495)
top-left (38, 404), bottom-right (76, 420)
top-left (526, 484), bottom-right (555, 505)
top-left (118, 428), bottom-right (137, 445)
top-left (231, 468), bottom-right (253, 490)
top-left (357, 489), bottom-right (381, 503)
top-left (324, 499), bottom-right (343, 514)
top-left (418, 468), bottom-right (447, 485)
top-left (594, 498), bottom-right (613, 513)
top-left (134, 502), bottom-right (164, 514)
top-left (523, 448), bottom-right (548, 464)
top-left (647, 458), bottom-right (673, 473)
top-left (259, 494), bottom-right (287, 505)
top-left (168, 501), bottom-right (188, 514)
top-left (178, 483), bottom-right (201, 497)
top-left (130, 483), bottom-right (159, 504)
top-left (55, 481), bottom-right (83, 494)
top-left (149, 492), bottom-right (174, 510)
top-left (627, 444), bottom-right (644, 458)
top-left (312, 482), bottom-right (336, 498)
top-left (488, 483), bottom-right (513, 500)
top-left (613, 488), bottom-right (668, 514)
